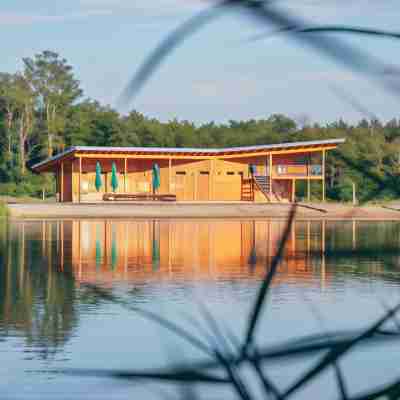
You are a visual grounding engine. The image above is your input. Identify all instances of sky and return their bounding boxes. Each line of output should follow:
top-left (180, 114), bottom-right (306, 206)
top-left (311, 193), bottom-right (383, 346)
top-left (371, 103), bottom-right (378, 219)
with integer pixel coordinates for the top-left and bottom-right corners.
top-left (1, 0), bottom-right (400, 125)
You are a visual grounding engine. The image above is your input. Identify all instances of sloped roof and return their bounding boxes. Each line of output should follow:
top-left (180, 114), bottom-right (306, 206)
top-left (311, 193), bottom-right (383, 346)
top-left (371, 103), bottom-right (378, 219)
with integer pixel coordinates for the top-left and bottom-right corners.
top-left (32, 138), bottom-right (345, 172)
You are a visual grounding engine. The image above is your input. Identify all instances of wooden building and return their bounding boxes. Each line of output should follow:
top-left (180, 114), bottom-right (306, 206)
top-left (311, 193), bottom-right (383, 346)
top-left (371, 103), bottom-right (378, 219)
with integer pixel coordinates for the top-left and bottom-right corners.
top-left (31, 138), bottom-right (345, 202)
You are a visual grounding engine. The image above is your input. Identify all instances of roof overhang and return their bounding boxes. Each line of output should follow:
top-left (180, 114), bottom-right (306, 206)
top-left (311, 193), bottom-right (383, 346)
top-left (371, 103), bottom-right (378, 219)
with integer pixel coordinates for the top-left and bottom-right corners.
top-left (31, 138), bottom-right (346, 173)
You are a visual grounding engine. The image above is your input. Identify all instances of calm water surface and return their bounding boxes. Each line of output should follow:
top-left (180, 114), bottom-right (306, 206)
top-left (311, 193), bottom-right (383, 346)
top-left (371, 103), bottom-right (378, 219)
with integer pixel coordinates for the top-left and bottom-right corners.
top-left (1, 218), bottom-right (400, 399)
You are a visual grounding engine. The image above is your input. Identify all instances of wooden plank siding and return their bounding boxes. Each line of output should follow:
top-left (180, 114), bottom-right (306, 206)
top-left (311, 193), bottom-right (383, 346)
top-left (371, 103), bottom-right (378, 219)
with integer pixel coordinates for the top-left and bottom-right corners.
top-left (59, 153), bottom-right (324, 202)
top-left (34, 140), bottom-right (343, 203)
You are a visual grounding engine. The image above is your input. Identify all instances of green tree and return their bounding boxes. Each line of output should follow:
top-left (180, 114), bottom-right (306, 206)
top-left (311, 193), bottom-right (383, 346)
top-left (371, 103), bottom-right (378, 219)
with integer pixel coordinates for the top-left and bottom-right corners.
top-left (13, 74), bottom-right (37, 174)
top-left (0, 73), bottom-right (18, 158)
top-left (23, 51), bottom-right (83, 156)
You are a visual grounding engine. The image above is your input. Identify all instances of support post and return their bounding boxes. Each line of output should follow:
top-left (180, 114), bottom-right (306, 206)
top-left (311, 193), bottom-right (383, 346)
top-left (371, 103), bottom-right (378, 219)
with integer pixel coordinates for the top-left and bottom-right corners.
top-left (307, 161), bottom-right (311, 202)
top-left (210, 159), bottom-right (215, 200)
top-left (291, 220), bottom-right (296, 253)
top-left (269, 154), bottom-right (273, 198)
top-left (79, 157), bottom-right (82, 203)
top-left (169, 158), bottom-right (172, 193)
top-left (352, 181), bottom-right (356, 205)
top-left (61, 161), bottom-right (64, 202)
top-left (322, 149), bottom-right (326, 202)
top-left (124, 158), bottom-right (128, 193)
top-left (194, 172), bottom-right (198, 200)
top-left (71, 160), bottom-right (74, 203)
top-left (291, 179), bottom-right (296, 203)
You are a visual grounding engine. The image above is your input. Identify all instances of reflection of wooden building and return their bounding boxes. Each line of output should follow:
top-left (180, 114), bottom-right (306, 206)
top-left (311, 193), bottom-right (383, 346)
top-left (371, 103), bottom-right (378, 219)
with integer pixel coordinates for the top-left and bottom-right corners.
top-left (52, 220), bottom-right (329, 285)
top-left (31, 139), bottom-right (344, 203)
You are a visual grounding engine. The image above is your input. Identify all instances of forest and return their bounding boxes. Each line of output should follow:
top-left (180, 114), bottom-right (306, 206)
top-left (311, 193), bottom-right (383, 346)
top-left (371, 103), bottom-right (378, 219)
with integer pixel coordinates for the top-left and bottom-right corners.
top-left (1, 50), bottom-right (400, 202)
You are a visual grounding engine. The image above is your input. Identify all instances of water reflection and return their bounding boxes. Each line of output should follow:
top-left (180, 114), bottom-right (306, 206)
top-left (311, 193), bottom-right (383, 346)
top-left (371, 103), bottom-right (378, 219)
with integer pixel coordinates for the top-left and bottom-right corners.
top-left (0, 221), bottom-right (78, 359)
top-left (54, 219), bottom-right (329, 285)
top-left (1, 218), bottom-right (400, 357)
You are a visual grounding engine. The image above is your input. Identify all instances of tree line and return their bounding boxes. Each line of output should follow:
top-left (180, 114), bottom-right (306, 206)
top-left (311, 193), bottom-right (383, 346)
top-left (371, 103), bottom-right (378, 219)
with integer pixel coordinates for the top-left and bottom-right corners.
top-left (1, 50), bottom-right (400, 202)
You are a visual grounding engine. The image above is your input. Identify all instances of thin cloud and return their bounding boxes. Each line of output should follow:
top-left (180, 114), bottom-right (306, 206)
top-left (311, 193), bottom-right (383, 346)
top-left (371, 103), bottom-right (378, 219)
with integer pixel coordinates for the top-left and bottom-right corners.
top-left (0, 10), bottom-right (111, 25)
top-left (78, 0), bottom-right (205, 17)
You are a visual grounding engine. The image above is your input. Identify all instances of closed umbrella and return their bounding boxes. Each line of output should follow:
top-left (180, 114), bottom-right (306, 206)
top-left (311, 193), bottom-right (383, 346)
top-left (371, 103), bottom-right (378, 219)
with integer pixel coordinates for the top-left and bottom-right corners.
top-left (111, 162), bottom-right (119, 193)
top-left (95, 162), bottom-right (102, 192)
top-left (152, 163), bottom-right (160, 194)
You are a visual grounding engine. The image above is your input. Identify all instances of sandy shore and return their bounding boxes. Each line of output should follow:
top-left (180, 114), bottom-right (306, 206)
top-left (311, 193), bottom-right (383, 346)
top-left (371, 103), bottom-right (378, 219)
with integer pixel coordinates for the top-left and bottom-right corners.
top-left (6, 201), bottom-right (400, 220)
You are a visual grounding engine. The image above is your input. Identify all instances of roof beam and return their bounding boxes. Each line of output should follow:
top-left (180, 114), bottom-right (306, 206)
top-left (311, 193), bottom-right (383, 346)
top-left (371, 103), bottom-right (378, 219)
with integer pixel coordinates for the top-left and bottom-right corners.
top-left (219, 146), bottom-right (338, 159)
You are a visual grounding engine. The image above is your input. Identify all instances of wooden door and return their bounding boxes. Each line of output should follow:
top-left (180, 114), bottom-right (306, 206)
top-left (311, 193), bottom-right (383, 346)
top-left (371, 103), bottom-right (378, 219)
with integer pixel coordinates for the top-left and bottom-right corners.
top-left (197, 172), bottom-right (210, 201)
top-left (186, 172), bottom-right (195, 200)
top-left (174, 172), bottom-right (186, 200)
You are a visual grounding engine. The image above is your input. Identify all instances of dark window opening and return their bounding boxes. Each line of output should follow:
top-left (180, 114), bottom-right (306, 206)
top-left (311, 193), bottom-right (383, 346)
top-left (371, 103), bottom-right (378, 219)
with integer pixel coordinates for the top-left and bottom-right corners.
top-left (176, 171), bottom-right (186, 175)
top-left (227, 171), bottom-right (235, 175)
top-left (200, 171), bottom-right (209, 175)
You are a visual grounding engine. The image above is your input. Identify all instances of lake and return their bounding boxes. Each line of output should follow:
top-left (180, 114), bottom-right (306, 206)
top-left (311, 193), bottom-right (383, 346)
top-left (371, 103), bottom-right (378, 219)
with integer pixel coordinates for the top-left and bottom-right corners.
top-left (1, 218), bottom-right (400, 399)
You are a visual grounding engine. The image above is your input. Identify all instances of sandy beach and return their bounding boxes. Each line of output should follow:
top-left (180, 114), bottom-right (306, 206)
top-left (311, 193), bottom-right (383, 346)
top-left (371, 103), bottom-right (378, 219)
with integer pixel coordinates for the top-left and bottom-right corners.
top-left (6, 201), bottom-right (400, 220)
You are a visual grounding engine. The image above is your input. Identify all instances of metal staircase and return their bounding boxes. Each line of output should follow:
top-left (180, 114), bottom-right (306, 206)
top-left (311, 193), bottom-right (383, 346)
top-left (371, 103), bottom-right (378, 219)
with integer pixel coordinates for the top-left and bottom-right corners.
top-left (254, 175), bottom-right (270, 194)
top-left (253, 175), bottom-right (283, 202)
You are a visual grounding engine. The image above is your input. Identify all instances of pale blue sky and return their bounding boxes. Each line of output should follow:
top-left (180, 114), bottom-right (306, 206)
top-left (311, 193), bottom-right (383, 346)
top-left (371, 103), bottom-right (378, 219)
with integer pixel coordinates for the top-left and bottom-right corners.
top-left (1, 0), bottom-right (400, 124)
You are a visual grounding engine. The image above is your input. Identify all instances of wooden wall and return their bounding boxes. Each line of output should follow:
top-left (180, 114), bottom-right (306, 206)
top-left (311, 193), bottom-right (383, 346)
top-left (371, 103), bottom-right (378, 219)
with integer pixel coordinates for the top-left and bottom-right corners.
top-left (56, 152), bottom-right (323, 202)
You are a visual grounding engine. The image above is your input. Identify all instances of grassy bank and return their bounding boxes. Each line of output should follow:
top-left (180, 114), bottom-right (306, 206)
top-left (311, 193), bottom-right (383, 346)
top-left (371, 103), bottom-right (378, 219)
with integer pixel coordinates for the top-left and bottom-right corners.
top-left (0, 201), bottom-right (9, 217)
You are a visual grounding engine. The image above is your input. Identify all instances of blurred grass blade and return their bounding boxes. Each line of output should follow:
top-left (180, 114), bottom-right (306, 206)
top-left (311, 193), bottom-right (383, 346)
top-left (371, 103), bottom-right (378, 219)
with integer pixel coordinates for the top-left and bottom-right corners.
top-left (282, 302), bottom-right (400, 398)
top-left (299, 25), bottom-right (400, 40)
top-left (121, 0), bottom-right (400, 104)
top-left (349, 378), bottom-right (400, 400)
top-left (328, 85), bottom-right (378, 121)
top-left (334, 363), bottom-right (348, 400)
top-left (251, 350), bottom-right (283, 400)
top-left (84, 284), bottom-right (213, 356)
top-left (119, 1), bottom-right (232, 104)
top-left (250, 25), bottom-right (400, 42)
top-left (214, 350), bottom-right (254, 400)
top-left (60, 368), bottom-right (229, 384)
top-left (244, 204), bottom-right (297, 350)
top-left (197, 301), bottom-right (233, 354)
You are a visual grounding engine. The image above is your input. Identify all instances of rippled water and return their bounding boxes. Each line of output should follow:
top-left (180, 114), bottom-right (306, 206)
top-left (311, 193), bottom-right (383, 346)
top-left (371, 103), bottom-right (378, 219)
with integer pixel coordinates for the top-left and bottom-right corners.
top-left (1, 218), bottom-right (400, 399)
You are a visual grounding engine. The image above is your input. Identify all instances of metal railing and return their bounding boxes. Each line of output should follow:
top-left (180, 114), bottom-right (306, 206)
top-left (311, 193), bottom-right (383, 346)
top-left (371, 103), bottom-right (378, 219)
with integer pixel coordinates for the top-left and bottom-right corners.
top-left (272, 164), bottom-right (322, 177)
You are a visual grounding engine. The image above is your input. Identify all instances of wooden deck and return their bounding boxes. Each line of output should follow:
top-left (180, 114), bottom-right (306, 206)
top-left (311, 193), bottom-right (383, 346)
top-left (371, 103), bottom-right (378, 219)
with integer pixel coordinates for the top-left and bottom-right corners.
top-left (103, 193), bottom-right (176, 202)
top-left (7, 202), bottom-right (400, 220)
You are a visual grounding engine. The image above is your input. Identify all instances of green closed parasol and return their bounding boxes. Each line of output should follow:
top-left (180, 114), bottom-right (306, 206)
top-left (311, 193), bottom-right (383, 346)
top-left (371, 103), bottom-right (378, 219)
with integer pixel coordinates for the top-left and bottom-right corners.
top-left (111, 162), bottom-right (119, 193)
top-left (95, 162), bottom-right (102, 192)
top-left (152, 163), bottom-right (160, 194)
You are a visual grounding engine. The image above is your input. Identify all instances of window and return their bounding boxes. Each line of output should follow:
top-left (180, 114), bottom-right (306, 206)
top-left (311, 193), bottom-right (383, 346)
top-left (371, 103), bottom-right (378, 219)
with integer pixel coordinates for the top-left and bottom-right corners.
top-left (227, 171), bottom-right (235, 175)
top-left (200, 171), bottom-right (209, 175)
top-left (176, 171), bottom-right (186, 175)
top-left (310, 165), bottom-right (322, 175)
top-left (277, 165), bottom-right (287, 174)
